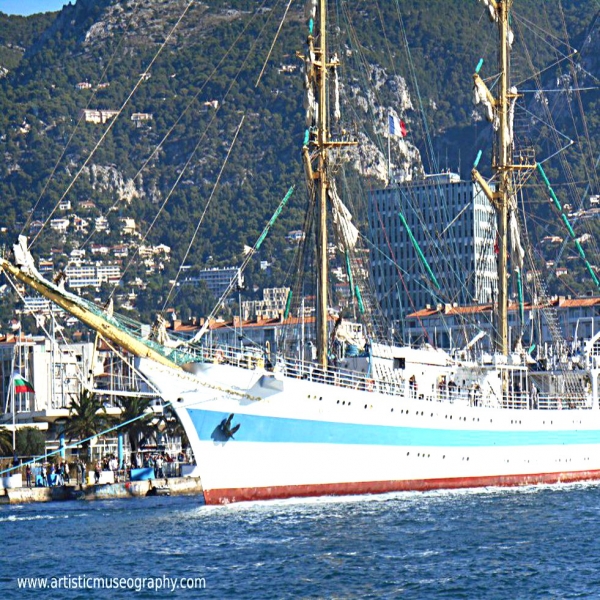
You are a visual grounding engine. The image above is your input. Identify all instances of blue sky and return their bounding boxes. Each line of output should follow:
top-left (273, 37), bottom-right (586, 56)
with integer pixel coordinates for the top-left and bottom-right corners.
top-left (1, 1), bottom-right (70, 16)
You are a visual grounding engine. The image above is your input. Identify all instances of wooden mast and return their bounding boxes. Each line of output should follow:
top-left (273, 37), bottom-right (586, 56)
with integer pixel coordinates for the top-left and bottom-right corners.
top-left (496, 0), bottom-right (512, 356)
top-left (316, 0), bottom-right (329, 368)
top-left (471, 0), bottom-right (521, 357)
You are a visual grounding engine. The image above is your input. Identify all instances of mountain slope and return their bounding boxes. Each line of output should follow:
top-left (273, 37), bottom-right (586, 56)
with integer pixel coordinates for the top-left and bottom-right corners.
top-left (0, 0), bottom-right (597, 329)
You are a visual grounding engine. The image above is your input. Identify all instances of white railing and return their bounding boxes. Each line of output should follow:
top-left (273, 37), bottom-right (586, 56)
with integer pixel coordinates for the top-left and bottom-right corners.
top-left (201, 344), bottom-right (405, 397)
top-left (198, 344), bottom-right (591, 410)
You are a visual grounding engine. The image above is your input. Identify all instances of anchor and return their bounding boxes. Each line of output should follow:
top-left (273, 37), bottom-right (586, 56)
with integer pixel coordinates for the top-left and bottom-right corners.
top-left (219, 413), bottom-right (240, 439)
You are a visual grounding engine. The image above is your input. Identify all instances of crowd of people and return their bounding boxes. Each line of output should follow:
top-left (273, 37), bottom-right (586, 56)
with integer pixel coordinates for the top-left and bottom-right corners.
top-left (24, 461), bottom-right (72, 487)
top-left (12, 450), bottom-right (190, 488)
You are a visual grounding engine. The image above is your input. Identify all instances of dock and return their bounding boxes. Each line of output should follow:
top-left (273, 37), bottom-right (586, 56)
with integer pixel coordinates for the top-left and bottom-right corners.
top-left (0, 476), bottom-right (203, 504)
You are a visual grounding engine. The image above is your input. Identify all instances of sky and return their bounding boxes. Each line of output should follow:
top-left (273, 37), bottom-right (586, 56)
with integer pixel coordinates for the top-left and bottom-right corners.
top-left (1, 1), bottom-right (70, 16)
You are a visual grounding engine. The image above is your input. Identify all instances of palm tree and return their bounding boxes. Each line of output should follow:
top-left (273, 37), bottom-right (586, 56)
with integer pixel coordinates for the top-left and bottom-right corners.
top-left (159, 405), bottom-right (189, 448)
top-left (115, 395), bottom-right (157, 453)
top-left (63, 389), bottom-right (109, 463)
top-left (0, 425), bottom-right (13, 456)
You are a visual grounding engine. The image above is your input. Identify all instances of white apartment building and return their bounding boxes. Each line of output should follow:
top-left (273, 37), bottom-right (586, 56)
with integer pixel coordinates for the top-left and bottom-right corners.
top-left (65, 263), bottom-right (121, 289)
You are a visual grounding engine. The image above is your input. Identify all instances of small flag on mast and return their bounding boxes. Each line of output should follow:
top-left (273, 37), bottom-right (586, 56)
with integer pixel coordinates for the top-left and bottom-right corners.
top-left (13, 372), bottom-right (34, 394)
top-left (388, 114), bottom-right (407, 137)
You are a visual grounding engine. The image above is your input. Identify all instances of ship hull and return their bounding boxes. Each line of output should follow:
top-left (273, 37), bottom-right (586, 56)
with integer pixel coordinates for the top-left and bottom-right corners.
top-left (140, 359), bottom-right (600, 505)
top-left (203, 471), bottom-right (600, 505)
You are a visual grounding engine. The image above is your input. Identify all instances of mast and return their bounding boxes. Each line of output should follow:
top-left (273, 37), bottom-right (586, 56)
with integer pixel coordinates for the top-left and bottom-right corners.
top-left (471, 0), bottom-right (529, 357)
top-left (496, 0), bottom-right (512, 356)
top-left (316, 0), bottom-right (329, 368)
top-left (302, 0), bottom-right (357, 368)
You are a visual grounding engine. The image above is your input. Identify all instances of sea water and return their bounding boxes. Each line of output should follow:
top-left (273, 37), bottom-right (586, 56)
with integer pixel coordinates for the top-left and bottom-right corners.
top-left (1, 483), bottom-right (600, 598)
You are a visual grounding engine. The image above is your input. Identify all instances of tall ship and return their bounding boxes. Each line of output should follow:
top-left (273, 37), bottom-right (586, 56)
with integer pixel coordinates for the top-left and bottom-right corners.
top-left (3, 0), bottom-right (600, 504)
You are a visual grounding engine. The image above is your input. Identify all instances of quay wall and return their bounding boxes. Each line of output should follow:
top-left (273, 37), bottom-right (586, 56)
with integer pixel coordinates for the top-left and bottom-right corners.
top-left (0, 476), bottom-right (203, 504)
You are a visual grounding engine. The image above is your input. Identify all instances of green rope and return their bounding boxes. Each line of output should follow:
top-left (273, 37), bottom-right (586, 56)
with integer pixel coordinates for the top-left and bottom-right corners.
top-left (283, 289), bottom-right (293, 319)
top-left (537, 163), bottom-right (600, 290)
top-left (355, 285), bottom-right (365, 314)
top-left (345, 251), bottom-right (354, 300)
top-left (255, 186), bottom-right (294, 250)
top-left (398, 211), bottom-right (441, 290)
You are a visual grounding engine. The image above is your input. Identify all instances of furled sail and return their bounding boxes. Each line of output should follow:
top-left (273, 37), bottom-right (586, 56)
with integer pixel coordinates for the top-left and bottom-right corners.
top-left (478, 1), bottom-right (514, 44)
top-left (13, 235), bottom-right (40, 279)
top-left (479, 0), bottom-right (497, 22)
top-left (304, 0), bottom-right (316, 21)
top-left (304, 70), bottom-right (317, 126)
top-left (508, 86), bottom-right (517, 145)
top-left (473, 75), bottom-right (495, 125)
top-left (329, 181), bottom-right (359, 251)
top-left (331, 53), bottom-right (341, 121)
top-left (509, 198), bottom-right (525, 270)
top-left (150, 314), bottom-right (181, 349)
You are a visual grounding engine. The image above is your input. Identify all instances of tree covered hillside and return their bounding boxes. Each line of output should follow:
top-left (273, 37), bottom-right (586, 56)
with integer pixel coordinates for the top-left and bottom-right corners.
top-left (0, 0), bottom-right (597, 332)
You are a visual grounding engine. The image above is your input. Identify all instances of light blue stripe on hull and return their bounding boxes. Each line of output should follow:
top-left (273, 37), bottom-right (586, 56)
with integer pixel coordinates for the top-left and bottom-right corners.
top-left (188, 408), bottom-right (600, 447)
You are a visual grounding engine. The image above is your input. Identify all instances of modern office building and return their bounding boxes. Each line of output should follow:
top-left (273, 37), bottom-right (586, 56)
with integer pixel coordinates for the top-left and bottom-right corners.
top-left (368, 172), bottom-right (497, 339)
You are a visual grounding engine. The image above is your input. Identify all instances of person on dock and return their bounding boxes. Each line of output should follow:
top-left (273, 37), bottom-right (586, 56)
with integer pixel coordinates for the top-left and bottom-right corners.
top-left (156, 455), bottom-right (164, 478)
top-left (94, 460), bottom-right (101, 484)
top-left (78, 460), bottom-right (86, 486)
top-left (55, 466), bottom-right (64, 486)
top-left (25, 464), bottom-right (31, 488)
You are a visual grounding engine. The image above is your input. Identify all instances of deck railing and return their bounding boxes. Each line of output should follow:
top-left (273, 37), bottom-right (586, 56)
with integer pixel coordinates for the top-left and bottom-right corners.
top-left (196, 344), bottom-right (591, 410)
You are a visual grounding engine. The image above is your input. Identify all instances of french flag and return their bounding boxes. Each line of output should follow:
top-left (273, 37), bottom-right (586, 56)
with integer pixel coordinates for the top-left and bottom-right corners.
top-left (389, 114), bottom-right (407, 137)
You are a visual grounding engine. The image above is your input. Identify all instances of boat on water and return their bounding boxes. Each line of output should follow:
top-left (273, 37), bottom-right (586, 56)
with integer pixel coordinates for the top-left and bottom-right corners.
top-left (3, 0), bottom-right (600, 504)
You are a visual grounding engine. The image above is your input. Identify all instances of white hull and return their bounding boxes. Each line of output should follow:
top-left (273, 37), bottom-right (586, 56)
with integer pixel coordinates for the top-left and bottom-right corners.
top-left (139, 357), bottom-right (600, 504)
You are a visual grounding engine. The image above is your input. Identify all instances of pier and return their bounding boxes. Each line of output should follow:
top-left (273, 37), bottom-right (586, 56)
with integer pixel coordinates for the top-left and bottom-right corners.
top-left (0, 476), bottom-right (203, 505)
